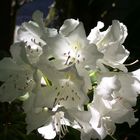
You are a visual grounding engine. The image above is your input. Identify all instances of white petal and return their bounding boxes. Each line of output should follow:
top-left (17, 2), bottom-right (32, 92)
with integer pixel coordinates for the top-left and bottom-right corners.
top-left (60, 19), bottom-right (79, 36)
top-left (112, 20), bottom-right (128, 44)
top-left (87, 21), bottom-right (104, 44)
top-left (109, 101), bottom-right (138, 126)
top-left (22, 22), bottom-right (43, 39)
top-left (23, 92), bottom-right (36, 113)
top-left (0, 58), bottom-right (21, 81)
top-left (96, 20), bottom-right (128, 51)
top-left (118, 72), bottom-right (140, 106)
top-left (88, 20), bottom-right (129, 71)
top-left (10, 42), bottom-right (30, 64)
top-left (60, 18), bottom-right (88, 51)
top-left (0, 69), bottom-right (35, 102)
top-left (132, 68), bottom-right (140, 80)
top-left (38, 123), bottom-right (56, 139)
top-left (88, 104), bottom-right (108, 139)
top-left (103, 44), bottom-right (130, 64)
top-left (44, 35), bottom-right (72, 69)
top-left (67, 109), bottom-right (101, 140)
top-left (78, 44), bottom-right (103, 70)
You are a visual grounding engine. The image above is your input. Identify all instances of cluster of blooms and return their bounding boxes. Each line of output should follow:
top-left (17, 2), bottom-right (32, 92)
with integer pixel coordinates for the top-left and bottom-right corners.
top-left (0, 10), bottom-right (140, 140)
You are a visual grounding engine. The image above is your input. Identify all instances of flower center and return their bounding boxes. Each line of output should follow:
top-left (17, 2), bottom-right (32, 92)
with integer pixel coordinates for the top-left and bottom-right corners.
top-left (63, 41), bottom-right (85, 66)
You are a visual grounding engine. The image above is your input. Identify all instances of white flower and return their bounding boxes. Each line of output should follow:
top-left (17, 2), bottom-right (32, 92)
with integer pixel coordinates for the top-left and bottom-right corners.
top-left (96, 69), bottom-right (140, 106)
top-left (42, 18), bottom-right (102, 91)
top-left (1, 9), bottom-right (140, 140)
top-left (88, 20), bottom-right (130, 72)
top-left (22, 66), bottom-right (91, 139)
top-left (15, 25), bottom-right (44, 65)
top-left (15, 10), bottom-right (57, 65)
top-left (24, 65), bottom-right (89, 111)
top-left (46, 19), bottom-right (102, 71)
top-left (88, 69), bottom-right (140, 139)
top-left (88, 94), bottom-right (137, 139)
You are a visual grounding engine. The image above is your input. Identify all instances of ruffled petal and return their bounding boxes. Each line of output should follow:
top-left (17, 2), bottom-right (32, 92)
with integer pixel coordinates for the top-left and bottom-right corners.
top-left (60, 19), bottom-right (80, 36)
top-left (96, 73), bottom-right (121, 100)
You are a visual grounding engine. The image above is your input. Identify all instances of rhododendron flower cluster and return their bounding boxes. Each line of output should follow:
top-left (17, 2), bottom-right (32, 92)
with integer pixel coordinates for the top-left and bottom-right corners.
top-left (0, 11), bottom-right (140, 140)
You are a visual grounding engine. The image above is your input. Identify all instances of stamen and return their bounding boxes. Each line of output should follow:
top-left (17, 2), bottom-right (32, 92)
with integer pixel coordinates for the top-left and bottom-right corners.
top-left (125, 59), bottom-right (139, 66)
top-left (60, 125), bottom-right (66, 137)
top-left (59, 120), bottom-right (68, 139)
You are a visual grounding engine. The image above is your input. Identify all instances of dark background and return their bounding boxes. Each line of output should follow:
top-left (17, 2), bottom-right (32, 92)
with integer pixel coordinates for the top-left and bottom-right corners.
top-left (0, 0), bottom-right (140, 140)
